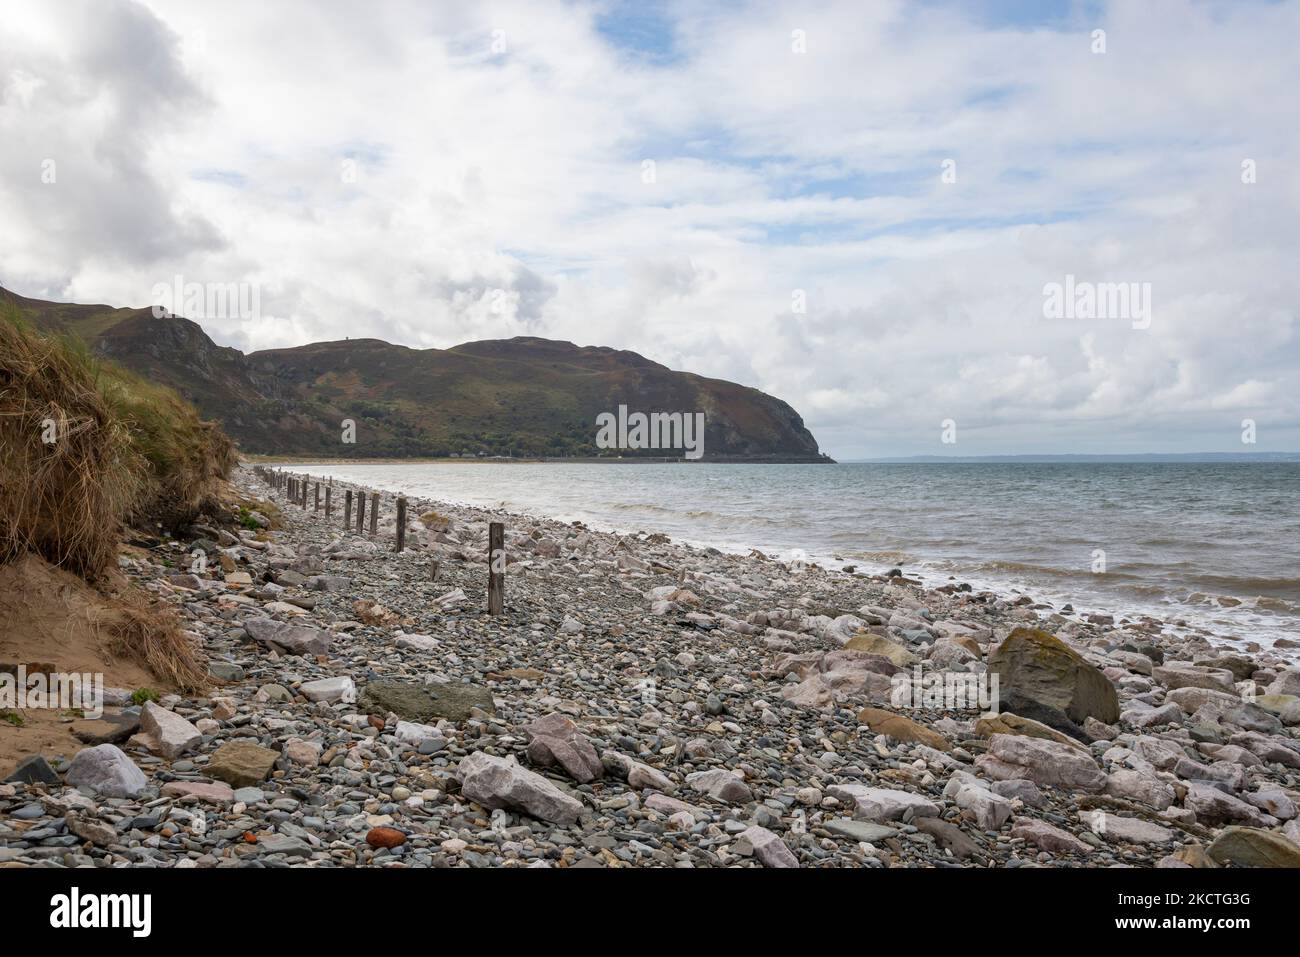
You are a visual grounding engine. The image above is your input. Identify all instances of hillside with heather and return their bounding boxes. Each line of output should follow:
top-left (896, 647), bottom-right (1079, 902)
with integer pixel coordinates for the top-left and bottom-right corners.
top-left (3, 290), bottom-right (829, 461)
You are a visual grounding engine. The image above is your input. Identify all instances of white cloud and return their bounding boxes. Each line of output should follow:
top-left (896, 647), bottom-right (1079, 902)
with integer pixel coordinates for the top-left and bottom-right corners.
top-left (1, 0), bottom-right (1298, 457)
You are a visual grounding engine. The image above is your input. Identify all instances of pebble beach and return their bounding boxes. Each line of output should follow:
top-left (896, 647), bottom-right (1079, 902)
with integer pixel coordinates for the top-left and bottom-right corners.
top-left (3, 463), bottom-right (1299, 869)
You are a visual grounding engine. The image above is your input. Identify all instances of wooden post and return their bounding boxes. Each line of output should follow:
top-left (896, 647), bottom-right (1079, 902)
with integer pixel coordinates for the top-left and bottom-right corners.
top-left (301, 479), bottom-right (308, 508)
top-left (369, 492), bottom-right (379, 536)
top-left (314, 482), bottom-right (320, 511)
top-left (395, 496), bottom-right (406, 552)
top-left (356, 490), bottom-right (366, 533)
top-left (344, 489), bottom-right (352, 528)
top-left (487, 521), bottom-right (504, 615)
top-left (325, 486), bottom-right (332, 516)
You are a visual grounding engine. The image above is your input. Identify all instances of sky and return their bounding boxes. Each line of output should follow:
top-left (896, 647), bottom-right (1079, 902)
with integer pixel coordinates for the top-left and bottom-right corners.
top-left (2, 0), bottom-right (1298, 459)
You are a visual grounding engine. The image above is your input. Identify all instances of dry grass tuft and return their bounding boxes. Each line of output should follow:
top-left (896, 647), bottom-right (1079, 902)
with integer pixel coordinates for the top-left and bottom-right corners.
top-left (0, 309), bottom-right (142, 578)
top-left (1, 304), bottom-right (235, 577)
top-left (1, 306), bottom-right (232, 692)
top-left (102, 586), bottom-right (208, 693)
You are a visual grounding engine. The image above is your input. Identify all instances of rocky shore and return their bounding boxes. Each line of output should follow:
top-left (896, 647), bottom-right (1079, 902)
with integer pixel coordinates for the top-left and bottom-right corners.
top-left (3, 464), bottom-right (1299, 868)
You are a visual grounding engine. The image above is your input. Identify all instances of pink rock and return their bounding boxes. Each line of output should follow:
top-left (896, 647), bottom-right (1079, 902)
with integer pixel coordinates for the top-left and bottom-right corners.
top-left (161, 780), bottom-right (235, 804)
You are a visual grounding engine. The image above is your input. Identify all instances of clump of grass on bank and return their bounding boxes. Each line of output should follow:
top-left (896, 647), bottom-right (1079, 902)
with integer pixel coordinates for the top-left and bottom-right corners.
top-left (1, 303), bottom-right (235, 573)
top-left (99, 364), bottom-right (236, 530)
top-left (0, 306), bottom-right (141, 578)
top-left (1, 304), bottom-right (231, 692)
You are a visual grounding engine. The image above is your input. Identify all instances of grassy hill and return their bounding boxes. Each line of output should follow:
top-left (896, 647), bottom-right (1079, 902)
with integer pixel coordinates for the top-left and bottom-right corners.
top-left (4, 289), bottom-right (830, 461)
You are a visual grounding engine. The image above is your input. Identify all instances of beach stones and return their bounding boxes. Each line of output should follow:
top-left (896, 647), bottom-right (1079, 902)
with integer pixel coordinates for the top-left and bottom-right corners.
top-left (974, 711), bottom-right (1083, 748)
top-left (738, 825), bottom-right (799, 867)
top-left (943, 771), bottom-right (1013, 829)
top-left (1183, 782), bottom-right (1272, 826)
top-left (826, 784), bottom-right (940, 822)
top-left (1080, 810), bottom-right (1174, 845)
top-left (456, 752), bottom-right (583, 825)
top-left (1011, 818), bottom-right (1093, 855)
top-left (858, 706), bottom-right (952, 751)
top-left (365, 826), bottom-right (407, 849)
top-left (70, 711), bottom-right (140, 745)
top-left (824, 819), bottom-right (897, 843)
top-left (915, 817), bottom-right (984, 860)
top-left (843, 631), bottom-right (918, 666)
top-left (65, 744), bottom-right (148, 798)
top-left (685, 769), bottom-right (753, 804)
top-left (132, 701), bottom-right (202, 759)
top-left (1265, 667), bottom-right (1300, 697)
top-left (206, 741), bottom-right (278, 787)
top-left (299, 676), bottom-right (355, 704)
top-left (524, 713), bottom-right (603, 783)
top-left (1153, 663), bottom-right (1237, 695)
top-left (66, 812), bottom-right (118, 847)
top-left (1104, 769), bottom-right (1175, 810)
top-left (283, 738), bottom-right (322, 766)
top-left (4, 755), bottom-right (60, 786)
top-left (18, 461), bottom-right (1287, 873)
top-left (161, 780), bottom-right (235, 804)
top-left (975, 734), bottom-right (1106, 792)
top-left (988, 627), bottom-right (1119, 724)
top-left (243, 617), bottom-right (331, 656)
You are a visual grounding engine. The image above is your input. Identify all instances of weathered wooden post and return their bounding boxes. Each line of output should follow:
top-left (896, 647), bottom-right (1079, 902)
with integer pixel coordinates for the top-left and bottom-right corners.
top-left (314, 482), bottom-right (320, 511)
top-left (356, 490), bottom-right (366, 533)
top-left (369, 492), bottom-right (379, 536)
top-left (395, 496), bottom-right (406, 552)
top-left (488, 521), bottom-right (504, 615)
top-left (325, 486), bottom-right (332, 516)
top-left (301, 479), bottom-right (308, 508)
top-left (344, 489), bottom-right (353, 528)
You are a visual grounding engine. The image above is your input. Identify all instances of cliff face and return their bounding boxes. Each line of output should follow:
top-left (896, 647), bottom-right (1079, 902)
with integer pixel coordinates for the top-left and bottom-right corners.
top-left (6, 290), bottom-right (829, 460)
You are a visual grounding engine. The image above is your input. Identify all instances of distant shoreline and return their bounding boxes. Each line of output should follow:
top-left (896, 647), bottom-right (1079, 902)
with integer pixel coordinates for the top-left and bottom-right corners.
top-left (849, 452), bottom-right (1300, 464)
top-left (241, 454), bottom-right (836, 465)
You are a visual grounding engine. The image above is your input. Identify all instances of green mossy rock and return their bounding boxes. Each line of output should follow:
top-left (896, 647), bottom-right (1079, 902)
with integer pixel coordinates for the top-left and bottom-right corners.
top-left (359, 680), bottom-right (495, 723)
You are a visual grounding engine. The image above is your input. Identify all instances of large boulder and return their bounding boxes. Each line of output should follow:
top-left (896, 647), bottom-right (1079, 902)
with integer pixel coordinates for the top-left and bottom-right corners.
top-left (243, 617), bottom-right (331, 656)
top-left (974, 733), bottom-right (1106, 791)
top-left (132, 701), bottom-right (202, 760)
top-left (65, 744), bottom-right (147, 798)
top-left (843, 631), bottom-right (918, 667)
top-left (988, 628), bottom-right (1119, 724)
top-left (524, 713), bottom-right (603, 783)
top-left (359, 679), bottom-right (494, 722)
top-left (456, 752), bottom-right (583, 825)
top-left (1207, 827), bottom-right (1300, 867)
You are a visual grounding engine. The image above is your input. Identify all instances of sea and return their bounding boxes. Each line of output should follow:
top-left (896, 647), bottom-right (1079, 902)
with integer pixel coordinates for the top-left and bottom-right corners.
top-left (270, 461), bottom-right (1300, 650)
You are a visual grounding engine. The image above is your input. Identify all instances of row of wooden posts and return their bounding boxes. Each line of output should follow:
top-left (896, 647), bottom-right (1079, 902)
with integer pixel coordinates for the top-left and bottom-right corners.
top-left (251, 466), bottom-right (504, 614)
